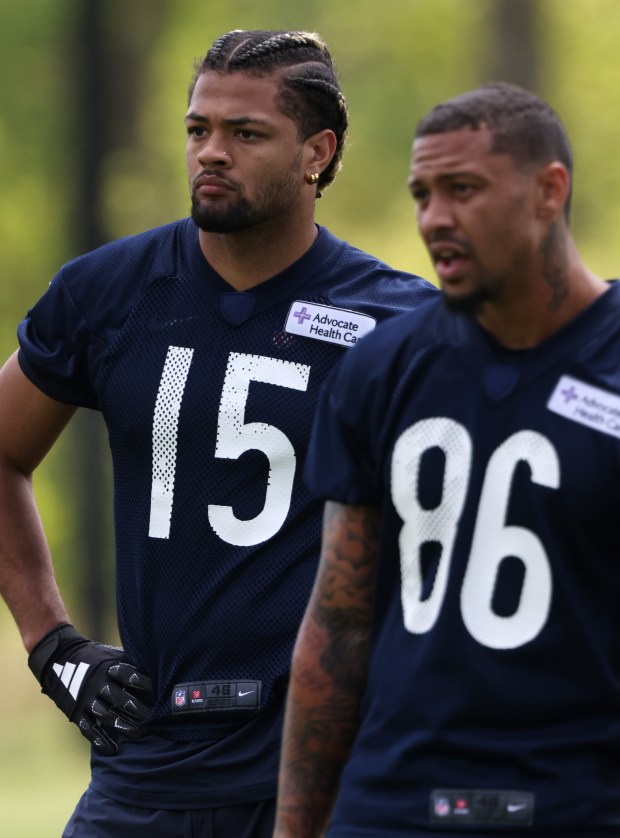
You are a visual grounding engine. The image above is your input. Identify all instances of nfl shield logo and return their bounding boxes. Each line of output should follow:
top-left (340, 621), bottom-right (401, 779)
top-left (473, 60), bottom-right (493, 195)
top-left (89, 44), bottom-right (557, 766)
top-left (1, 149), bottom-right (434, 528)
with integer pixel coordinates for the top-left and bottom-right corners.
top-left (434, 797), bottom-right (450, 818)
top-left (175, 689), bottom-right (187, 708)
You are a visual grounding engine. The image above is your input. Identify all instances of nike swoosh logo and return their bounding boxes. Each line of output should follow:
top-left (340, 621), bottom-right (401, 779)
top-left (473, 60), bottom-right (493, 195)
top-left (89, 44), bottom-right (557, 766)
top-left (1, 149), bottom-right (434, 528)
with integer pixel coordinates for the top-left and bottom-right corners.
top-left (238, 690), bottom-right (255, 697)
top-left (507, 803), bottom-right (527, 812)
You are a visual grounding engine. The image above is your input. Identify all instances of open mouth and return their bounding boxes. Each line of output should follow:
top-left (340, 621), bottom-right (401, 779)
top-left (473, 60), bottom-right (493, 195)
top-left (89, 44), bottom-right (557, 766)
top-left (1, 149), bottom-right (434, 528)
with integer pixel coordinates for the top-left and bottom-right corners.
top-left (433, 248), bottom-right (470, 280)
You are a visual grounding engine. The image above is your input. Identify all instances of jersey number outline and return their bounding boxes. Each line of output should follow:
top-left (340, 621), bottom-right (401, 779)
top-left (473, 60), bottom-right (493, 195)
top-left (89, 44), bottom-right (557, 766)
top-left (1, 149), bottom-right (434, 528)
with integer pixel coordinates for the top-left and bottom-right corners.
top-left (391, 417), bottom-right (559, 650)
top-left (149, 347), bottom-right (310, 545)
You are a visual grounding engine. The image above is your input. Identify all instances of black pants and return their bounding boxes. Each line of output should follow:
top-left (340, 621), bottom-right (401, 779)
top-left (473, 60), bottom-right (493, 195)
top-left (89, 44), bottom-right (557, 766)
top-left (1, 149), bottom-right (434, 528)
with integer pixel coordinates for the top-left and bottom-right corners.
top-left (63, 787), bottom-right (276, 838)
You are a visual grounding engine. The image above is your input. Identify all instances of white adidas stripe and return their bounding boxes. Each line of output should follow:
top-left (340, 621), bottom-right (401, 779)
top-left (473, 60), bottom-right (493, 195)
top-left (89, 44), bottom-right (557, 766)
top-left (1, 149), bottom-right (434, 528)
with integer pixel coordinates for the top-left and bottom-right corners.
top-left (52, 661), bottom-right (91, 699)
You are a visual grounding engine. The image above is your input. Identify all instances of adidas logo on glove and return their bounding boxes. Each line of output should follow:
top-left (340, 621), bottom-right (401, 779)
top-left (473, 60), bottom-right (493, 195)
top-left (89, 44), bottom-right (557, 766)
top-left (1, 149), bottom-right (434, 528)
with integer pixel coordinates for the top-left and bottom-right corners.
top-left (52, 660), bottom-right (91, 701)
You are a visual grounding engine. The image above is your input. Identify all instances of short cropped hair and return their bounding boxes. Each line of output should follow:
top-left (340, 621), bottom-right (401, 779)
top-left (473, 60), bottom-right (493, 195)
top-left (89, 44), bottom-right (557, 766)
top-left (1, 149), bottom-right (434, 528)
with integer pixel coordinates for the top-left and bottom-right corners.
top-left (189, 30), bottom-right (349, 196)
top-left (415, 82), bottom-right (573, 218)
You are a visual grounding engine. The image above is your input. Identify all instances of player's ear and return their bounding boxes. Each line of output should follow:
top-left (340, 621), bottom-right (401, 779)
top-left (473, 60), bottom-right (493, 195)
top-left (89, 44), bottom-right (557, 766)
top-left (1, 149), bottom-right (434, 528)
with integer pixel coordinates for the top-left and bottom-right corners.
top-left (303, 128), bottom-right (337, 176)
top-left (535, 161), bottom-right (570, 221)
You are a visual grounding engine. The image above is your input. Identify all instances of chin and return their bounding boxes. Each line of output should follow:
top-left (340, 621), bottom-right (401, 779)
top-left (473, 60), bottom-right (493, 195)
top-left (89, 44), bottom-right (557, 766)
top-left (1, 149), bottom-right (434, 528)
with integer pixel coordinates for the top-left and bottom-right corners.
top-left (441, 286), bottom-right (489, 316)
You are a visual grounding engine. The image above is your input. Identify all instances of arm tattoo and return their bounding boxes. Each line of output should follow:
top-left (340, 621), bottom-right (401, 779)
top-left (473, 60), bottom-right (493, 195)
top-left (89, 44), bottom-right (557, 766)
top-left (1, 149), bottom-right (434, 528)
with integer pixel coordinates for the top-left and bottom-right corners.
top-left (278, 504), bottom-right (379, 825)
top-left (315, 501), bottom-right (379, 692)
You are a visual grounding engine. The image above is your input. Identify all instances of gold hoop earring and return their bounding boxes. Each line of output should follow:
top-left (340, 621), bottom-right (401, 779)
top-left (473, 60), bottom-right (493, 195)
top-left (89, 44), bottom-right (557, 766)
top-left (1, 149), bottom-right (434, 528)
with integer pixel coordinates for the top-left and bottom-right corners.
top-left (305, 172), bottom-right (320, 185)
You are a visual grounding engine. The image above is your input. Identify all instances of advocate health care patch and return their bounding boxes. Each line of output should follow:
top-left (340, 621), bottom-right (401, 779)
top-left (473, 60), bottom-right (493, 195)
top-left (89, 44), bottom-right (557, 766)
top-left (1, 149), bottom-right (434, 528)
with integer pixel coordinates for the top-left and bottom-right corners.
top-left (284, 301), bottom-right (376, 348)
top-left (547, 374), bottom-right (620, 439)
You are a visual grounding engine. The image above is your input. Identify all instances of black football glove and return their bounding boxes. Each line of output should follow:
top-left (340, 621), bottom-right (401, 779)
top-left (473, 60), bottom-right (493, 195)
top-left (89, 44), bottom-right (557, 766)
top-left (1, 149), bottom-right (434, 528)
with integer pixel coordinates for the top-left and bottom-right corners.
top-left (28, 623), bottom-right (153, 756)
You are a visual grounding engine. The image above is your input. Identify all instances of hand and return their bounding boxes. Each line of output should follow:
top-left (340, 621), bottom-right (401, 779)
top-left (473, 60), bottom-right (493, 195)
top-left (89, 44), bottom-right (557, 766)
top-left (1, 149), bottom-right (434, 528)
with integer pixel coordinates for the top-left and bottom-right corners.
top-left (28, 623), bottom-right (153, 755)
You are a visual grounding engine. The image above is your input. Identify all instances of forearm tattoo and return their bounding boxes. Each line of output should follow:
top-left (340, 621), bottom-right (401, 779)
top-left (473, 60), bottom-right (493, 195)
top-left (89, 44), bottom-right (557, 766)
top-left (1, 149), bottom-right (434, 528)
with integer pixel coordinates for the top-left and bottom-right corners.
top-left (315, 502), bottom-right (379, 692)
top-left (278, 503), bottom-right (380, 834)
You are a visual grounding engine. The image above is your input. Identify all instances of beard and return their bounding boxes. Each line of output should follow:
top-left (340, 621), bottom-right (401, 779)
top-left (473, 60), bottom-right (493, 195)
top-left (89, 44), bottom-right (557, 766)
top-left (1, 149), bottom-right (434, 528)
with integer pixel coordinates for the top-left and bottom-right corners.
top-left (190, 155), bottom-right (303, 234)
top-left (440, 237), bottom-right (532, 316)
top-left (441, 283), bottom-right (492, 316)
top-left (191, 191), bottom-right (261, 233)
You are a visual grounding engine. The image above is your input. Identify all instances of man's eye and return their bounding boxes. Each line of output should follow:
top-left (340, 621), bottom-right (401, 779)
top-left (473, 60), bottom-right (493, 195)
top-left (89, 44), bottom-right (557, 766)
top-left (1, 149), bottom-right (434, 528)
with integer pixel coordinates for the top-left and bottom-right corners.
top-left (453, 183), bottom-right (474, 196)
top-left (237, 129), bottom-right (257, 140)
top-left (187, 126), bottom-right (205, 137)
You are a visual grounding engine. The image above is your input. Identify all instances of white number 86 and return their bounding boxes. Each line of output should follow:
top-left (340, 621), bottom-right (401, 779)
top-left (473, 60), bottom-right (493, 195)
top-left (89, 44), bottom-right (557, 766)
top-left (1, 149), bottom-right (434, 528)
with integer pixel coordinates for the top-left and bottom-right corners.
top-left (391, 418), bottom-right (559, 650)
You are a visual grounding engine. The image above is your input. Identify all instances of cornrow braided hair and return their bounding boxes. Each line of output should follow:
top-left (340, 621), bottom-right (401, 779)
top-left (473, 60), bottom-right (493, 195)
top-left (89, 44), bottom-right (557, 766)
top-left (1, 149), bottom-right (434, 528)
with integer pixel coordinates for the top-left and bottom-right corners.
top-left (189, 30), bottom-right (349, 196)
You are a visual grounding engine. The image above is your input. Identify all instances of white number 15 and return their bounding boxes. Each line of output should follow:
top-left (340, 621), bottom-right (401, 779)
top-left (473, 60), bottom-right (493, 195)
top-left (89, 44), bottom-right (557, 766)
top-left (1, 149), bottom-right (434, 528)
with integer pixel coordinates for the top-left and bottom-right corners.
top-left (149, 347), bottom-right (310, 545)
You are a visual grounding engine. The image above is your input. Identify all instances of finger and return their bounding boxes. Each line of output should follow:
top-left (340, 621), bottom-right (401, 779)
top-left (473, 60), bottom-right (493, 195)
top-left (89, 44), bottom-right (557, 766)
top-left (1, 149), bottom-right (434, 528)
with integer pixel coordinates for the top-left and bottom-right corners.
top-left (97, 681), bottom-right (152, 721)
top-left (77, 715), bottom-right (118, 756)
top-left (107, 663), bottom-right (153, 693)
top-left (92, 726), bottom-right (119, 754)
top-left (90, 698), bottom-right (147, 739)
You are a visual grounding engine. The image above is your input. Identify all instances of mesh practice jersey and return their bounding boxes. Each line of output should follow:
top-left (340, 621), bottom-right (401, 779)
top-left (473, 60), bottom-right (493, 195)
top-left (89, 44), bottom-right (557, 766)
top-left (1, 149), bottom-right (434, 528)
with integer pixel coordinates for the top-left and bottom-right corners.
top-left (306, 282), bottom-right (620, 836)
top-left (17, 218), bottom-right (437, 805)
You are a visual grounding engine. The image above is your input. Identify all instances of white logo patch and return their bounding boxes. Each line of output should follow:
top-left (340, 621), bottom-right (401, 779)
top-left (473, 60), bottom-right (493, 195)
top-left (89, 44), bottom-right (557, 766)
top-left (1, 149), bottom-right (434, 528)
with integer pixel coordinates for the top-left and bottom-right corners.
top-left (547, 375), bottom-right (620, 439)
top-left (284, 301), bottom-right (376, 348)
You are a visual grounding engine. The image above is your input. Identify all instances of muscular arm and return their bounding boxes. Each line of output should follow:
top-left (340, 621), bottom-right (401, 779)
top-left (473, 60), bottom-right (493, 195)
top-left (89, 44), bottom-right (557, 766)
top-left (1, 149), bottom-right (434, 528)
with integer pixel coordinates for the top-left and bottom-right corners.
top-left (0, 352), bottom-right (77, 651)
top-left (274, 500), bottom-right (380, 837)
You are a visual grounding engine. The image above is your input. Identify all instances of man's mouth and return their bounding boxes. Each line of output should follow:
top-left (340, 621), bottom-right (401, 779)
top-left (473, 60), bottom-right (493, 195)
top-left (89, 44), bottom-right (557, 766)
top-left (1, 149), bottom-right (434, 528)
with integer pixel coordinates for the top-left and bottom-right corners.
top-left (194, 173), bottom-right (233, 195)
top-left (430, 245), bottom-right (470, 282)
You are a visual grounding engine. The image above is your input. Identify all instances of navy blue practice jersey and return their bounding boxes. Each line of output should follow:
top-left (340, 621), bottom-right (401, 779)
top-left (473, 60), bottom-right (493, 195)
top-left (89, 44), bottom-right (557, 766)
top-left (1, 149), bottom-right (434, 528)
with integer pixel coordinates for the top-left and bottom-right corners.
top-left (17, 219), bottom-right (436, 805)
top-left (305, 282), bottom-right (620, 836)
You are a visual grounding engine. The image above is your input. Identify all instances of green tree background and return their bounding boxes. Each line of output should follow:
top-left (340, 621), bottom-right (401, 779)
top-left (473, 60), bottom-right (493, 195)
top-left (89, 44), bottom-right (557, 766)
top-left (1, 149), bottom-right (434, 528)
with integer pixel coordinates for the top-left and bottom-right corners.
top-left (1, 0), bottom-right (619, 833)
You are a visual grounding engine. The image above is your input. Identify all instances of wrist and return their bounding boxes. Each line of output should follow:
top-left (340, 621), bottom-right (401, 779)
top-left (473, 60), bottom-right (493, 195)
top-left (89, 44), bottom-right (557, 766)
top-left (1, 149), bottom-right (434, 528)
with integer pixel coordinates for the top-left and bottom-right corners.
top-left (23, 612), bottom-right (72, 654)
top-left (27, 623), bottom-right (76, 682)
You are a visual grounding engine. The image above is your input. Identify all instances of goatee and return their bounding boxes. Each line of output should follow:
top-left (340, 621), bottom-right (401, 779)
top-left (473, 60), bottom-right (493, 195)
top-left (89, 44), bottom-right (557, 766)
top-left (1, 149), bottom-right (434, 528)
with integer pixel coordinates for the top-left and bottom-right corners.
top-left (191, 193), bottom-right (258, 233)
top-left (441, 284), bottom-right (491, 316)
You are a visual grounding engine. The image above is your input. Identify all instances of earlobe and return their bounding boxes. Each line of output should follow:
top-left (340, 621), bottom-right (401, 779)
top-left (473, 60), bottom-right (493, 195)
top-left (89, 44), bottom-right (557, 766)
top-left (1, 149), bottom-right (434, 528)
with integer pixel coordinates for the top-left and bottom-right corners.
top-left (537, 162), bottom-right (570, 220)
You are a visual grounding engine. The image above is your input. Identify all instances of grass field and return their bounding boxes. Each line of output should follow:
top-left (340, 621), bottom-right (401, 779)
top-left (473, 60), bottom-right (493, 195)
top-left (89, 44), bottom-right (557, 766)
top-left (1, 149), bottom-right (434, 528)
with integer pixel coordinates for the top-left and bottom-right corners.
top-left (0, 616), bottom-right (90, 837)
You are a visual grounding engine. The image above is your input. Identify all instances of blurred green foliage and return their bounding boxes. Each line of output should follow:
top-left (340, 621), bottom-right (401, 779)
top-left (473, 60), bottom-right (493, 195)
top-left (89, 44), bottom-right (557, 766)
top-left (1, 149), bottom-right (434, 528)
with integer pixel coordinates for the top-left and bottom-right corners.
top-left (2, 0), bottom-right (620, 831)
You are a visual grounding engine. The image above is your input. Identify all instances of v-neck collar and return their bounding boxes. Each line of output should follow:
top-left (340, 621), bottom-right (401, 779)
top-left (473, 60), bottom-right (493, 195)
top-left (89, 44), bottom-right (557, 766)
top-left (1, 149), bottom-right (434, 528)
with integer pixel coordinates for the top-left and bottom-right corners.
top-left (453, 281), bottom-right (620, 400)
top-left (183, 219), bottom-right (342, 325)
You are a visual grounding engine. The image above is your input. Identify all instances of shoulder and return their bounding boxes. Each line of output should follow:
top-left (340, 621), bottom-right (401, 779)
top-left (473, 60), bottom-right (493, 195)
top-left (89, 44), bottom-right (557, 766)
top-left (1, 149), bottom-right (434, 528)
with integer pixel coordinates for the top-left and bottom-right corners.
top-left (49, 218), bottom-right (192, 331)
top-left (20, 219), bottom-right (192, 358)
top-left (352, 296), bottom-right (447, 360)
top-left (61, 218), bottom-right (188, 286)
top-left (319, 226), bottom-right (434, 287)
top-left (315, 227), bottom-right (438, 316)
top-left (328, 296), bottom-right (448, 402)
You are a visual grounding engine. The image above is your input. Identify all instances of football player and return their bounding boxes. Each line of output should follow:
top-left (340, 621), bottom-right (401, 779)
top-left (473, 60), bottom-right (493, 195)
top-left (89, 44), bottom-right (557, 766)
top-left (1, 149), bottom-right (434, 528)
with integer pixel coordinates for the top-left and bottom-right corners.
top-left (0, 29), bottom-right (436, 838)
top-left (275, 82), bottom-right (620, 837)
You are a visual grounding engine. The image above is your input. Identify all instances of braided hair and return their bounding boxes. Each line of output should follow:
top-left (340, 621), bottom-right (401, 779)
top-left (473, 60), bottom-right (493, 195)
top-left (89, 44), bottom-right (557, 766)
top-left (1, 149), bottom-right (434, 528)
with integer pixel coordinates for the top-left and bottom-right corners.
top-left (189, 30), bottom-right (349, 196)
